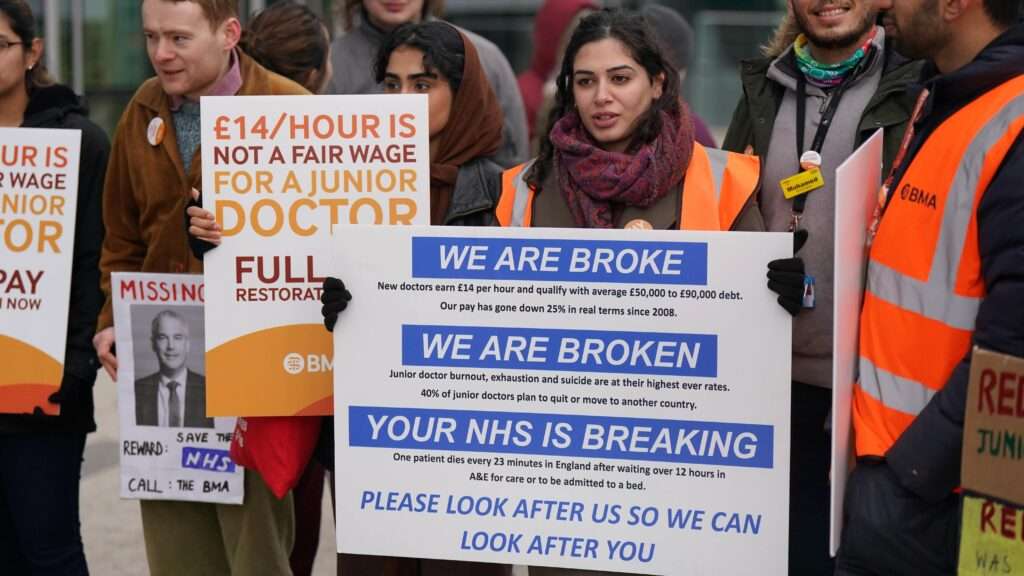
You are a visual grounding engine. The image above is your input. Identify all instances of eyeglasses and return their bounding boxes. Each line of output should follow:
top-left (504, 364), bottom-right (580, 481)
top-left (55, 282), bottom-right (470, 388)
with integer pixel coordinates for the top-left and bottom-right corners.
top-left (0, 38), bottom-right (24, 51)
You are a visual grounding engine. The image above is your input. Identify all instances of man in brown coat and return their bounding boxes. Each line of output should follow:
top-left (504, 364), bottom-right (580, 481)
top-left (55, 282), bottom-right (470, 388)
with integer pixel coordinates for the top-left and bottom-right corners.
top-left (93, 1), bottom-right (306, 573)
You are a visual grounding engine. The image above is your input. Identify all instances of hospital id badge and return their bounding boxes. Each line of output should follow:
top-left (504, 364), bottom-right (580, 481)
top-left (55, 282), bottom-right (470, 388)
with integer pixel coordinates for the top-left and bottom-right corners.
top-left (780, 168), bottom-right (825, 200)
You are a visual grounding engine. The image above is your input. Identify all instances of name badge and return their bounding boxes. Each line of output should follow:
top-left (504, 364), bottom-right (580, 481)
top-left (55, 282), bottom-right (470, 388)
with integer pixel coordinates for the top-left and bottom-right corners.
top-left (780, 168), bottom-right (825, 200)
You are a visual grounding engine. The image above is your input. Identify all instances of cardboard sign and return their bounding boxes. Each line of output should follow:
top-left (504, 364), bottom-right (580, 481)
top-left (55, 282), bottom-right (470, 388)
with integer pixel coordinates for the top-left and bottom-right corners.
top-left (960, 495), bottom-right (1024, 575)
top-left (331, 226), bottom-right (792, 574)
top-left (200, 95), bottom-right (429, 416)
top-left (0, 128), bottom-right (81, 415)
top-left (963, 347), bottom-right (1024, 506)
top-left (113, 273), bottom-right (243, 504)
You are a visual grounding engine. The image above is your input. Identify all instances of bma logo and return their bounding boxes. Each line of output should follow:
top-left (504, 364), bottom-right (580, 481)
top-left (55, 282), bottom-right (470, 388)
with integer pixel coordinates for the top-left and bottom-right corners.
top-left (283, 353), bottom-right (333, 375)
top-left (899, 183), bottom-right (937, 209)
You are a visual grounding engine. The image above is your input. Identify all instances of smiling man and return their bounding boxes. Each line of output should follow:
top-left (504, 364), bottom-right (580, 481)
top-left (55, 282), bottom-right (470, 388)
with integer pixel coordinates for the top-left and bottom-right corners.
top-left (93, 1), bottom-right (305, 574)
top-left (723, 1), bottom-right (922, 573)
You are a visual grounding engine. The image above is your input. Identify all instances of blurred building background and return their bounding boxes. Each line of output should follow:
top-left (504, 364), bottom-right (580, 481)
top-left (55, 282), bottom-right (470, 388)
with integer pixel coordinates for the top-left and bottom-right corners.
top-left (27, 0), bottom-right (785, 139)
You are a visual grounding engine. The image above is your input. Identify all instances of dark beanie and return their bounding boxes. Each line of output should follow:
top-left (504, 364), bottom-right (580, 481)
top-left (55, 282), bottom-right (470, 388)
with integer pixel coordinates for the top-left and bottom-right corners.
top-left (641, 4), bottom-right (694, 71)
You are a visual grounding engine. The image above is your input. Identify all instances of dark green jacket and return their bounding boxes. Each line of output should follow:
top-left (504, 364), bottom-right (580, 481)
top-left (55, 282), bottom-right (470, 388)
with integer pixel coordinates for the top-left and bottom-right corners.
top-left (722, 45), bottom-right (923, 179)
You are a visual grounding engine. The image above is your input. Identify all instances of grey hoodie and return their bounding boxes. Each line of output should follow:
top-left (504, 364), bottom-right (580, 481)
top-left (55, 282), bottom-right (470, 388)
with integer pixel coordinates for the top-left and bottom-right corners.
top-left (760, 28), bottom-right (887, 389)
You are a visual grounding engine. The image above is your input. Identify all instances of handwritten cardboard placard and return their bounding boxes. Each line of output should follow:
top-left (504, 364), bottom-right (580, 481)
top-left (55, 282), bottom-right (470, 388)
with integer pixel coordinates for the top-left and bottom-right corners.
top-left (963, 347), bottom-right (1024, 506)
top-left (960, 495), bottom-right (1024, 575)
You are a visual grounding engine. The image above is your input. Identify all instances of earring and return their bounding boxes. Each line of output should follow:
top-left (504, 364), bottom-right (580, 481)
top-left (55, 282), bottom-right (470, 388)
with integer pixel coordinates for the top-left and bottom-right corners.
top-left (27, 65), bottom-right (33, 71)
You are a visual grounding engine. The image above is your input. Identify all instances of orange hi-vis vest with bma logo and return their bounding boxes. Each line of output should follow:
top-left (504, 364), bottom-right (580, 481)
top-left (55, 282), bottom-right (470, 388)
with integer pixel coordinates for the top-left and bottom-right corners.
top-left (854, 74), bottom-right (1024, 457)
top-left (495, 144), bottom-right (760, 230)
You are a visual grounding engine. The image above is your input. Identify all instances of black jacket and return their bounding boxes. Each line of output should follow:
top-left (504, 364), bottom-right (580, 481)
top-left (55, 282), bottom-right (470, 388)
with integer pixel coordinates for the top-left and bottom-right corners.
top-left (885, 23), bottom-right (1024, 503)
top-left (443, 157), bottom-right (503, 226)
top-left (0, 85), bottom-right (110, 434)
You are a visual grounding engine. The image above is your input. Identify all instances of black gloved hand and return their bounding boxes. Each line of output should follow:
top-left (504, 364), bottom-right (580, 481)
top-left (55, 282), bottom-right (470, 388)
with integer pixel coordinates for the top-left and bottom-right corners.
top-left (185, 196), bottom-right (217, 261)
top-left (321, 277), bottom-right (352, 332)
top-left (767, 228), bottom-right (808, 316)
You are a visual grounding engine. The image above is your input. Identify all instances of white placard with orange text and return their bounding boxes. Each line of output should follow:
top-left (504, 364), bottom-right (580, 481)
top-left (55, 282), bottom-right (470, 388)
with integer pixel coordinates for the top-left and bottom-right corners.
top-left (200, 95), bottom-right (429, 416)
top-left (0, 128), bottom-right (81, 415)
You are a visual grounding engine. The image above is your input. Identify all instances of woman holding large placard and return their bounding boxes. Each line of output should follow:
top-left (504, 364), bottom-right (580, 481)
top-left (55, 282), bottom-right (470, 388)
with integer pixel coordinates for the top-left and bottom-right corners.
top-left (0, 0), bottom-right (110, 573)
top-left (320, 10), bottom-right (770, 576)
top-left (493, 9), bottom-right (765, 576)
top-left (495, 9), bottom-right (762, 234)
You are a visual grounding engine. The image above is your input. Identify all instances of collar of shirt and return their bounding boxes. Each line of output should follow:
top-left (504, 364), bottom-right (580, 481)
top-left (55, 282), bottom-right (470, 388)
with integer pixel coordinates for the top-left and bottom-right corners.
top-left (159, 369), bottom-right (188, 390)
top-left (169, 49), bottom-right (242, 112)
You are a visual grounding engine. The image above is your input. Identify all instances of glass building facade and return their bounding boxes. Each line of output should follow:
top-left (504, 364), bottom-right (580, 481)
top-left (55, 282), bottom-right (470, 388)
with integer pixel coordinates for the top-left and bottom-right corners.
top-left (29, 0), bottom-right (784, 136)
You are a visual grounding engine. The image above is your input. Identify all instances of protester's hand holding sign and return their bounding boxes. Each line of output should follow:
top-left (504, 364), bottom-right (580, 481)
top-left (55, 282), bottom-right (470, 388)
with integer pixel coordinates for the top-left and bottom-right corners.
top-left (186, 187), bottom-right (221, 257)
top-left (93, 327), bottom-right (118, 380)
top-left (320, 278), bottom-right (352, 332)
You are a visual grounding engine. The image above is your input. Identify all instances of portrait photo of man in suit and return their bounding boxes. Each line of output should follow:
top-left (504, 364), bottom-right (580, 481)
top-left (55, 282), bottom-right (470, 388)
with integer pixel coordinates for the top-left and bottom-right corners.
top-left (134, 310), bottom-right (213, 428)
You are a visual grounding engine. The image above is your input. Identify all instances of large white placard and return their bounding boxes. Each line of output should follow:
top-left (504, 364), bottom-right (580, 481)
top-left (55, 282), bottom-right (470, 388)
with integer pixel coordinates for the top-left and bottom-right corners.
top-left (332, 226), bottom-right (792, 574)
top-left (830, 129), bottom-right (883, 555)
top-left (200, 95), bottom-right (429, 416)
top-left (0, 128), bottom-right (81, 414)
top-left (113, 272), bottom-right (243, 504)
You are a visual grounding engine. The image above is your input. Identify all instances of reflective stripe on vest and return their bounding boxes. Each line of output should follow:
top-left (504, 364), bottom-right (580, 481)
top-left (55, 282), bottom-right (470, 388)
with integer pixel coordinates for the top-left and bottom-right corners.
top-left (853, 74), bottom-right (1024, 457)
top-left (495, 158), bottom-right (537, 227)
top-left (496, 145), bottom-right (759, 230)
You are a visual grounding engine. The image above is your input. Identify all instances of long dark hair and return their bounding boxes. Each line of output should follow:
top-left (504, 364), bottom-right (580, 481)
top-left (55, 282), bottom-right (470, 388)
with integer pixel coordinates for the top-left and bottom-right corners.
top-left (528, 9), bottom-right (680, 189)
top-left (0, 0), bottom-right (53, 95)
top-left (374, 21), bottom-right (465, 93)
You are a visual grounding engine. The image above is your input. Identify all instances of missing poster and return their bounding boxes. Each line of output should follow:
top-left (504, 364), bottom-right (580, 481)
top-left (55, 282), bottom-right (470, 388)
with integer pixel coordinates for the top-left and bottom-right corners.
top-left (113, 272), bottom-right (242, 504)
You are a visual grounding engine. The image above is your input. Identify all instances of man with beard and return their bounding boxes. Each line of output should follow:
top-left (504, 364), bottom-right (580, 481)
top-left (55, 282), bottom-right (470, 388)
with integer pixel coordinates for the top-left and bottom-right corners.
top-left (723, 1), bottom-right (921, 573)
top-left (837, 0), bottom-right (1024, 573)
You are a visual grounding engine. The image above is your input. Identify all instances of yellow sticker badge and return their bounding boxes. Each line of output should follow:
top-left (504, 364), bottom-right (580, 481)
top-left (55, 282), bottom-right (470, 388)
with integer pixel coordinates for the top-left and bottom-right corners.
top-left (780, 168), bottom-right (825, 200)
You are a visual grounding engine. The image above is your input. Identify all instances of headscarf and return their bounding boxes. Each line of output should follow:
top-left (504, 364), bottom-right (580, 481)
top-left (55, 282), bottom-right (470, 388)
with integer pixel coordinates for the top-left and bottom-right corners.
top-left (549, 104), bottom-right (695, 229)
top-left (429, 29), bottom-right (504, 224)
top-left (517, 0), bottom-right (599, 137)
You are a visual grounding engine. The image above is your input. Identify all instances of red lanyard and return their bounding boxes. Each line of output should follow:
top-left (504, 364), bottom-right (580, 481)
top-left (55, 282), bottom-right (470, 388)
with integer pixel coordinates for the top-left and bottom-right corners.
top-left (867, 87), bottom-right (931, 244)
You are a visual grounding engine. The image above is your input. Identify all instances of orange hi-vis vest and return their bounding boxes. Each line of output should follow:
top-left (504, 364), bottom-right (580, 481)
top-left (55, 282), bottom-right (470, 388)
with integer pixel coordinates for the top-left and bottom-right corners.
top-left (854, 74), bottom-right (1024, 457)
top-left (495, 144), bottom-right (760, 229)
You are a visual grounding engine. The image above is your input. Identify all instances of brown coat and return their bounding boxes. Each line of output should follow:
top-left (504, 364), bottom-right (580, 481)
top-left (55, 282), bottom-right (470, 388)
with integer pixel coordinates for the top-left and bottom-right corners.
top-left (98, 52), bottom-right (308, 329)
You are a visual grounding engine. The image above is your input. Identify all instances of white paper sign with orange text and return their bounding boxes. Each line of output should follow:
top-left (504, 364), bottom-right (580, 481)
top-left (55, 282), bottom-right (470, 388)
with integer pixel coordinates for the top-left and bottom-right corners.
top-left (200, 95), bottom-right (429, 416)
top-left (0, 128), bottom-right (81, 415)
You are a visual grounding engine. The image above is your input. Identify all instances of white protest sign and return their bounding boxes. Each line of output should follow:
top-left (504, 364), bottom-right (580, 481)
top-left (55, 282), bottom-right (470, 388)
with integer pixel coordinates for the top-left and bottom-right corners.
top-left (200, 95), bottom-right (429, 416)
top-left (0, 128), bottom-right (81, 414)
top-left (830, 129), bottom-right (883, 555)
top-left (332, 226), bottom-right (791, 575)
top-left (113, 273), bottom-right (243, 504)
